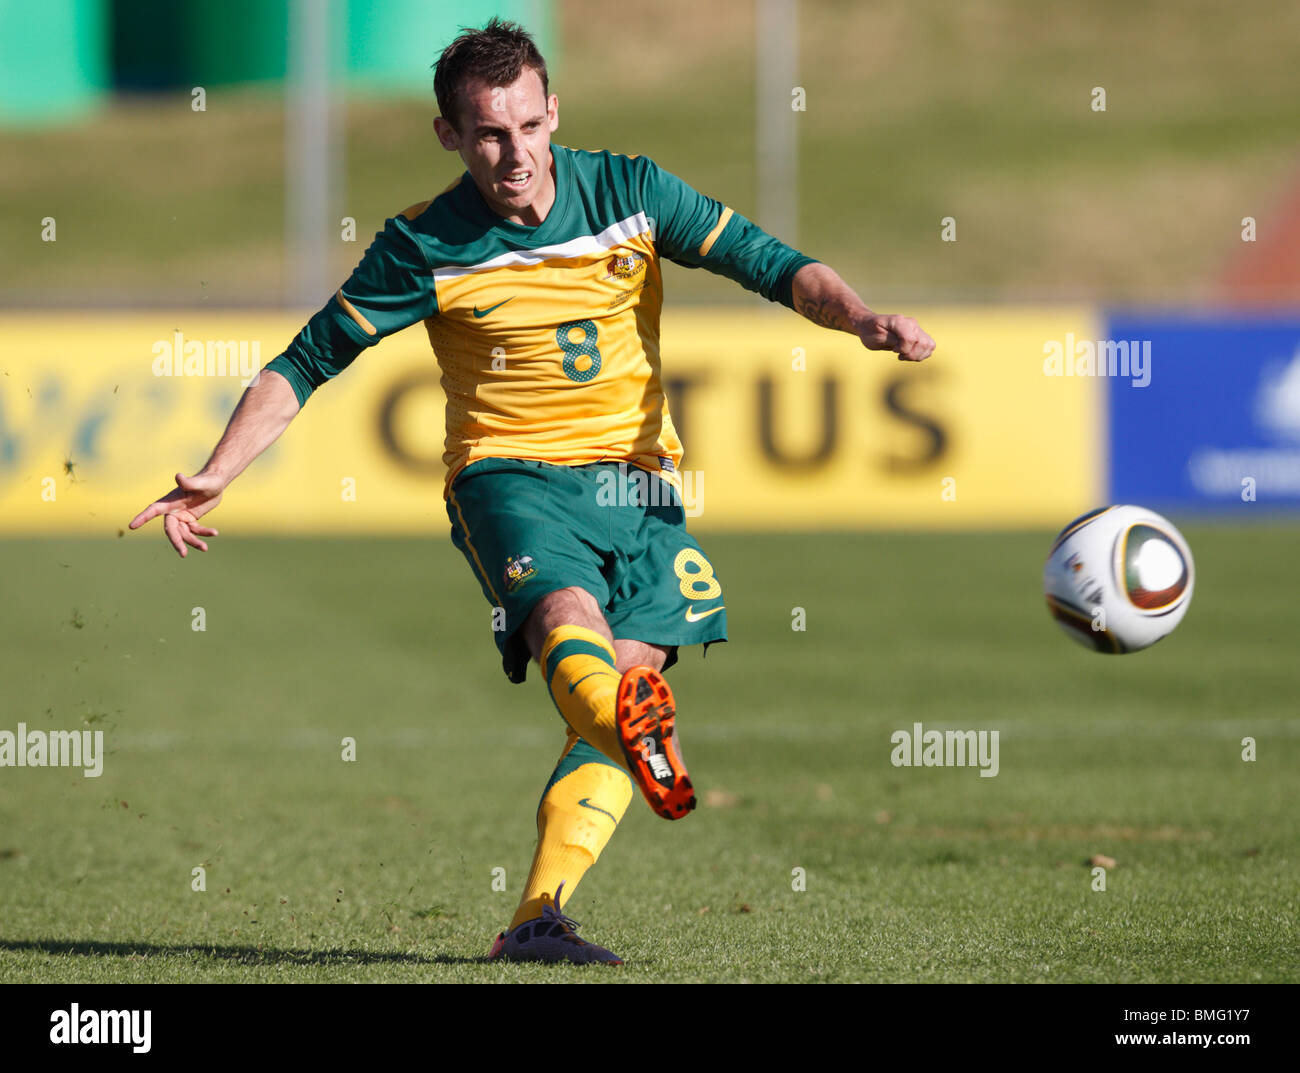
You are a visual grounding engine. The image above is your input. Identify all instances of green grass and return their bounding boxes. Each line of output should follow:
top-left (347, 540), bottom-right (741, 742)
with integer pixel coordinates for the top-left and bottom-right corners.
top-left (0, 526), bottom-right (1296, 982)
top-left (3, 0), bottom-right (1299, 305)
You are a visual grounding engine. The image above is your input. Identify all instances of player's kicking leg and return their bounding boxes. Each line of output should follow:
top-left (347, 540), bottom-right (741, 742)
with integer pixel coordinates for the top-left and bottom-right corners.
top-left (615, 659), bottom-right (695, 820)
top-left (488, 596), bottom-right (692, 965)
top-left (527, 592), bottom-right (696, 819)
top-left (446, 460), bottom-right (722, 964)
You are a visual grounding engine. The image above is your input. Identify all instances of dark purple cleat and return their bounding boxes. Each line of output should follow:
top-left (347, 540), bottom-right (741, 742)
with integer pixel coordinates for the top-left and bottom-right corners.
top-left (487, 883), bottom-right (623, 965)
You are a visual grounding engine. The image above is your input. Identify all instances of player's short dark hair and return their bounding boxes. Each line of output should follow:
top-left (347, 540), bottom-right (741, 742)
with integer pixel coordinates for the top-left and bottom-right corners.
top-left (434, 17), bottom-right (549, 133)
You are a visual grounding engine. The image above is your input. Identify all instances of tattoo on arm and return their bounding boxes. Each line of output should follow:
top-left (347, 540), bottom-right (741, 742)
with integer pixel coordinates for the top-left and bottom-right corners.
top-left (795, 292), bottom-right (847, 331)
top-left (792, 263), bottom-right (873, 335)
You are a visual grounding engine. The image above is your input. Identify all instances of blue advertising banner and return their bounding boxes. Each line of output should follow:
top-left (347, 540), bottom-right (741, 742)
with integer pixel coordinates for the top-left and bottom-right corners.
top-left (1105, 314), bottom-right (1300, 511)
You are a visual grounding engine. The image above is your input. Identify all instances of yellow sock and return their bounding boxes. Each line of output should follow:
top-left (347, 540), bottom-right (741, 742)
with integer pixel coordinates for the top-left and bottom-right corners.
top-left (511, 733), bottom-right (634, 929)
top-left (539, 625), bottom-right (626, 769)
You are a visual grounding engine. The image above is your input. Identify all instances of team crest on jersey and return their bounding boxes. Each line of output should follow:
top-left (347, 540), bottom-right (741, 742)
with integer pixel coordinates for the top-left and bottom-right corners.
top-left (503, 554), bottom-right (537, 593)
top-left (605, 252), bottom-right (646, 281)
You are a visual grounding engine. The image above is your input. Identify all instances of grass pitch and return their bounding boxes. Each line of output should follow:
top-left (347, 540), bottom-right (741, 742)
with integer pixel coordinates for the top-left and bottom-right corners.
top-left (0, 527), bottom-right (1296, 983)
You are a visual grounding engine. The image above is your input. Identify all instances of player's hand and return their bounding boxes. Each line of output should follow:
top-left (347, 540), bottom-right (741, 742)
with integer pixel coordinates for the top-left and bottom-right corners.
top-left (858, 314), bottom-right (935, 362)
top-left (128, 471), bottom-right (226, 558)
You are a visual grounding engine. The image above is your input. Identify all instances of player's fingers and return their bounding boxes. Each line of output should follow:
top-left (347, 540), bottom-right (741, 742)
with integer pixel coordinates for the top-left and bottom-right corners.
top-left (163, 514), bottom-right (188, 558)
top-left (179, 526), bottom-right (209, 553)
top-left (190, 525), bottom-right (219, 538)
top-left (897, 327), bottom-right (934, 362)
top-left (886, 317), bottom-right (914, 349)
top-left (128, 502), bottom-right (164, 529)
top-left (890, 326), bottom-right (915, 357)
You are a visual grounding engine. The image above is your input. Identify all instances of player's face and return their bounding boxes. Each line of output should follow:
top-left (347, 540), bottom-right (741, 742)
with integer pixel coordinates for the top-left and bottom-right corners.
top-left (434, 67), bottom-right (559, 227)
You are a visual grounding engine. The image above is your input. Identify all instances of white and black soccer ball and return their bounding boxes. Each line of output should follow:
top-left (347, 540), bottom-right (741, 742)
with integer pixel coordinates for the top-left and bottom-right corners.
top-left (1043, 505), bottom-right (1194, 654)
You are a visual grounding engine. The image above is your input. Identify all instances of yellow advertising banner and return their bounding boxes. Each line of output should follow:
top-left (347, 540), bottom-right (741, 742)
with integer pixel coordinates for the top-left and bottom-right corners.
top-left (0, 307), bottom-right (1101, 534)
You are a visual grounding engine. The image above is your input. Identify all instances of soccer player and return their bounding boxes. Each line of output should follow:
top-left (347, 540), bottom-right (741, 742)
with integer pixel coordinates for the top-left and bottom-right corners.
top-left (128, 19), bottom-right (934, 965)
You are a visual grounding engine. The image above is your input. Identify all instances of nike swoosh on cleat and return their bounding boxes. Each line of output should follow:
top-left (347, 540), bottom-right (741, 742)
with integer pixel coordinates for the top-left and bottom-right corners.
top-left (472, 297), bottom-right (515, 318)
top-left (684, 604), bottom-right (725, 623)
top-left (578, 798), bottom-right (617, 822)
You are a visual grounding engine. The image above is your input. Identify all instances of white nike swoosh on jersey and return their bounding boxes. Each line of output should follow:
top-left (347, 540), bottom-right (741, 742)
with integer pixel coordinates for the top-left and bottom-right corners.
top-left (684, 605), bottom-right (725, 623)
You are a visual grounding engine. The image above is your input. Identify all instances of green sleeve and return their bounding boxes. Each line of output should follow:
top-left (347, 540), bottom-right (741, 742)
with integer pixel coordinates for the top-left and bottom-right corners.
top-left (638, 156), bottom-right (818, 309)
top-left (264, 215), bottom-right (438, 406)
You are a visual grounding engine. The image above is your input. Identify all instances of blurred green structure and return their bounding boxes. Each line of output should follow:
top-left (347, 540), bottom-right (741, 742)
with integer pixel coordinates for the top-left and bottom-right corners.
top-left (0, 0), bottom-right (554, 123)
top-left (0, 0), bottom-right (108, 124)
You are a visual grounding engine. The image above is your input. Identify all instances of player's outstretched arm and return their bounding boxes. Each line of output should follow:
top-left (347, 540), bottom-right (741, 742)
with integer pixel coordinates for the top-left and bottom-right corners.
top-left (128, 369), bottom-right (301, 558)
top-left (791, 262), bottom-right (935, 362)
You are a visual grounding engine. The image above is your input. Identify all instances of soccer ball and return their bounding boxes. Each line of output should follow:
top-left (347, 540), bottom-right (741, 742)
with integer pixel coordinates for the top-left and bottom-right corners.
top-left (1043, 505), bottom-right (1194, 654)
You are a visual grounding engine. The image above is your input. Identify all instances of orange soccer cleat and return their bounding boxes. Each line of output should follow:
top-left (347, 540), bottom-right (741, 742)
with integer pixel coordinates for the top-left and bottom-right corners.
top-left (615, 666), bottom-right (696, 820)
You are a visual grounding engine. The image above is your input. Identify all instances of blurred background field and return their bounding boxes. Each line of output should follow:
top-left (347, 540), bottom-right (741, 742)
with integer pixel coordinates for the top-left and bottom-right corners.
top-left (1, 0), bottom-right (1299, 306)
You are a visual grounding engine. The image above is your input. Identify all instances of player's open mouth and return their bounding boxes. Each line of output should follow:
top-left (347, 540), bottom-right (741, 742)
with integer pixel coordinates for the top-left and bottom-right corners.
top-left (501, 171), bottom-right (532, 193)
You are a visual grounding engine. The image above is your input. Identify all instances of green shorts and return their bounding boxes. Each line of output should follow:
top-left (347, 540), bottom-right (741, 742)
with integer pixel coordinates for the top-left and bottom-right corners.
top-left (446, 458), bottom-right (727, 683)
